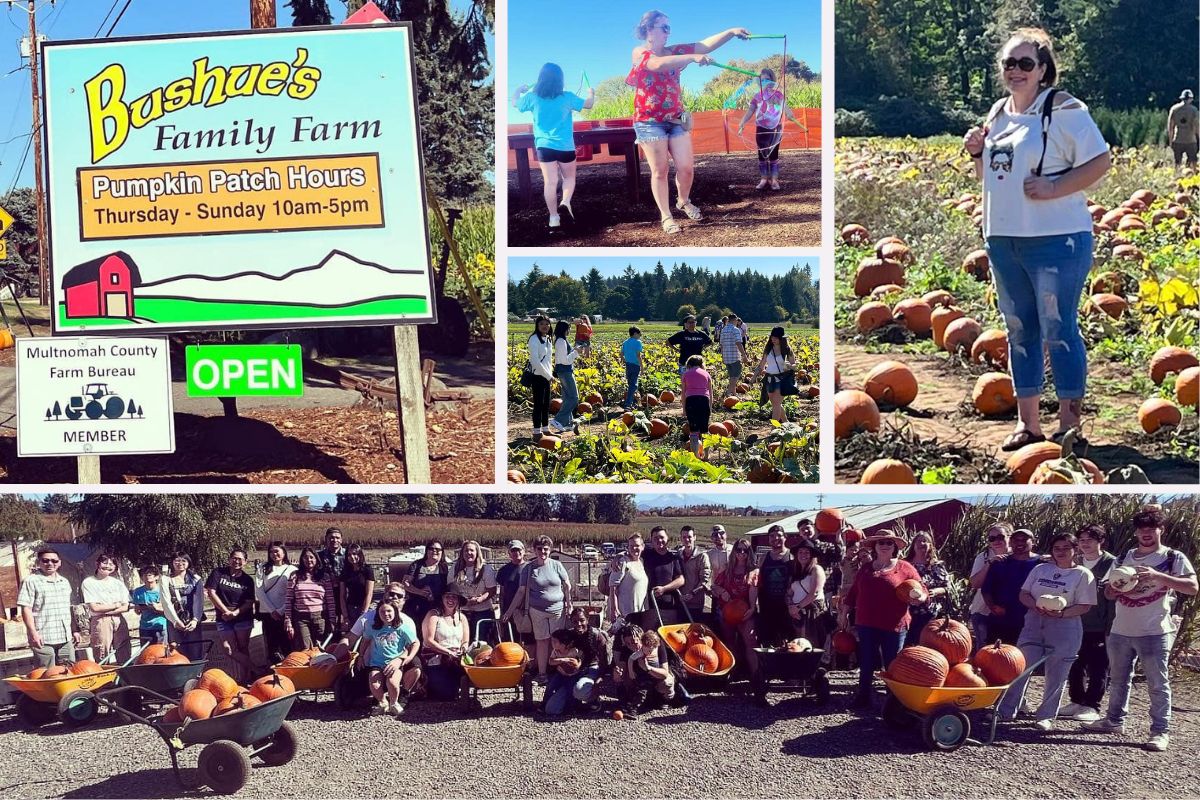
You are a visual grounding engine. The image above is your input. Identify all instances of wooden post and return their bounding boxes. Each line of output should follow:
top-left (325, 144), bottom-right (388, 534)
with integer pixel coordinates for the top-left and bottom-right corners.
top-left (249, 0), bottom-right (275, 28)
top-left (76, 454), bottom-right (100, 483)
top-left (391, 327), bottom-right (431, 483)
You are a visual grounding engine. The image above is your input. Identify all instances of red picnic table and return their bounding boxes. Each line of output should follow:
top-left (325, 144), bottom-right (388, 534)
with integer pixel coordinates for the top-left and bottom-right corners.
top-left (507, 126), bottom-right (642, 205)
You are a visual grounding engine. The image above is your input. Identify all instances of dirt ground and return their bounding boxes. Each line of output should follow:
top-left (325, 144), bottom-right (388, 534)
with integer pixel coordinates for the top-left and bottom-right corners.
top-left (507, 150), bottom-right (820, 247)
top-left (836, 343), bottom-right (1199, 484)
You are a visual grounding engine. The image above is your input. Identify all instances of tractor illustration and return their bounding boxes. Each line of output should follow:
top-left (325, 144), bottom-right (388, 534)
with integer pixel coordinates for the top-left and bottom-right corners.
top-left (64, 383), bottom-right (126, 420)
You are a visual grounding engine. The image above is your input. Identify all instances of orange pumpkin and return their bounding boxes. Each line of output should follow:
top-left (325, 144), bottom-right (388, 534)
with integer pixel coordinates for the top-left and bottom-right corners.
top-left (961, 249), bottom-right (990, 281)
top-left (196, 668), bottom-right (240, 701)
top-left (665, 629), bottom-right (689, 652)
top-left (840, 223), bottom-right (870, 244)
top-left (179, 688), bottom-right (218, 721)
top-left (814, 508), bottom-right (844, 534)
top-left (506, 470), bottom-right (526, 483)
top-left (1090, 270), bottom-right (1125, 294)
top-left (944, 663), bottom-right (988, 689)
top-left (575, 402), bottom-right (593, 414)
top-left (0, 330), bottom-right (13, 350)
top-left (862, 360), bottom-right (918, 408)
top-left (686, 625), bottom-right (715, 650)
top-left (644, 394), bottom-right (660, 408)
top-left (724, 420), bottom-right (739, 436)
top-left (919, 616), bottom-right (973, 665)
top-left (585, 392), bottom-right (603, 405)
top-left (855, 302), bottom-right (893, 334)
top-left (280, 650), bottom-right (310, 668)
top-left (878, 241), bottom-right (913, 265)
top-left (1176, 366), bottom-right (1199, 408)
top-left (972, 372), bottom-right (1016, 416)
top-left (723, 396), bottom-right (739, 410)
top-left (930, 306), bottom-right (966, 349)
top-left (655, 390), bottom-right (674, 405)
top-left (490, 642), bottom-right (526, 667)
top-left (853, 257), bottom-right (906, 297)
top-left (870, 283), bottom-right (904, 299)
top-left (874, 235), bottom-right (906, 255)
top-left (895, 578), bottom-right (928, 605)
top-left (921, 290), bottom-right (954, 308)
top-left (621, 412), bottom-right (635, 427)
top-left (943, 317), bottom-right (982, 353)
top-left (44, 665), bottom-right (69, 678)
top-left (549, 398), bottom-right (563, 413)
top-left (973, 640), bottom-right (1026, 685)
top-left (891, 298), bottom-right (932, 335)
top-left (1006, 441), bottom-right (1063, 484)
top-left (887, 646), bottom-right (950, 687)
top-left (683, 643), bottom-right (719, 673)
top-left (721, 598), bottom-right (750, 627)
top-left (27, 667), bottom-right (48, 680)
top-left (860, 458), bottom-right (916, 484)
top-left (1117, 215), bottom-right (1146, 232)
top-left (154, 645), bottom-right (190, 666)
top-left (214, 692), bottom-right (262, 716)
top-left (736, 382), bottom-right (750, 393)
top-left (1149, 346), bottom-right (1198, 385)
top-left (161, 706), bottom-right (184, 724)
top-left (249, 672), bottom-right (296, 703)
top-left (1131, 188), bottom-right (1156, 205)
top-left (833, 390), bottom-right (881, 439)
top-left (1088, 293), bottom-right (1128, 319)
top-left (1138, 398), bottom-right (1181, 434)
top-left (970, 329), bottom-right (1008, 368)
top-left (536, 434), bottom-right (562, 450)
top-left (648, 418), bottom-right (670, 439)
top-left (831, 630), bottom-right (857, 655)
top-left (136, 643), bottom-right (170, 665)
top-left (69, 659), bottom-right (103, 676)
top-left (707, 422), bottom-right (729, 437)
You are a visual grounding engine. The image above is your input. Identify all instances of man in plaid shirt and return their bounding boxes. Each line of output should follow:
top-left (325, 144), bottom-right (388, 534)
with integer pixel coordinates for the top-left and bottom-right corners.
top-left (18, 547), bottom-right (79, 668)
top-left (719, 314), bottom-right (749, 398)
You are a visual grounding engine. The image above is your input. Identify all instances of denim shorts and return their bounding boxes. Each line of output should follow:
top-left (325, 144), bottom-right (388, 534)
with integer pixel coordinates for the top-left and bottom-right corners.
top-left (634, 119), bottom-right (687, 144)
top-left (216, 619), bottom-right (253, 634)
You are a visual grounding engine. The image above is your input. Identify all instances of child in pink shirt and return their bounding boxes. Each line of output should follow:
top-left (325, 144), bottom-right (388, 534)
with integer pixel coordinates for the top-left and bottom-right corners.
top-left (681, 355), bottom-right (713, 456)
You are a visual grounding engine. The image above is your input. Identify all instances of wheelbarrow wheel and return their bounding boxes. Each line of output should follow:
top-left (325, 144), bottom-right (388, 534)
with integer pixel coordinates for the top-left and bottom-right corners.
top-left (333, 674), bottom-right (357, 711)
top-left (255, 721), bottom-right (299, 767)
top-left (811, 670), bottom-right (831, 705)
top-left (922, 705), bottom-right (970, 752)
top-left (521, 675), bottom-right (534, 711)
top-left (882, 693), bottom-right (916, 730)
top-left (198, 739), bottom-right (252, 795)
top-left (15, 694), bottom-right (55, 729)
top-left (58, 689), bottom-right (99, 727)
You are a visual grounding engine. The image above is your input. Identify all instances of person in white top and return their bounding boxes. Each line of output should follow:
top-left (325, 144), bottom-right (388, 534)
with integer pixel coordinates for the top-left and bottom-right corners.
top-left (996, 531), bottom-right (1095, 729)
top-left (608, 534), bottom-right (649, 628)
top-left (967, 522), bottom-right (1013, 652)
top-left (550, 318), bottom-right (582, 434)
top-left (1085, 508), bottom-right (1197, 752)
top-left (526, 315), bottom-right (555, 437)
top-left (963, 28), bottom-right (1110, 453)
top-left (255, 543), bottom-right (297, 665)
top-left (751, 326), bottom-right (797, 423)
top-left (82, 554), bottom-right (131, 664)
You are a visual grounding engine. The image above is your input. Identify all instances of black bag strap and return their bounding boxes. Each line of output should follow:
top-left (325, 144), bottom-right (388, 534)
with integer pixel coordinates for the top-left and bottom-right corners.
top-left (1035, 88), bottom-right (1059, 177)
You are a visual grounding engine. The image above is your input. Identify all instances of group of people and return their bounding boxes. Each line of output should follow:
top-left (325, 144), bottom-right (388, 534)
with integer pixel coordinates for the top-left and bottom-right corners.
top-left (512, 10), bottom-right (800, 235)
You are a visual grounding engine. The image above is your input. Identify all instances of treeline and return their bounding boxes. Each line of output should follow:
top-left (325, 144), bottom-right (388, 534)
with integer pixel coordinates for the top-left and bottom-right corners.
top-left (835, 0), bottom-right (1199, 144)
top-left (334, 493), bottom-right (636, 525)
top-left (508, 261), bottom-right (818, 324)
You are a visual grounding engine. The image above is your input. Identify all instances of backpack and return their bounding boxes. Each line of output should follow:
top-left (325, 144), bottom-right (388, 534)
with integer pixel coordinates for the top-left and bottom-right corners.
top-left (985, 87), bottom-right (1067, 177)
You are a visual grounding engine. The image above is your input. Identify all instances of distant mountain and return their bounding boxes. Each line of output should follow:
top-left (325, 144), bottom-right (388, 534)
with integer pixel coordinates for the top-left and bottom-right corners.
top-left (139, 250), bottom-right (428, 306)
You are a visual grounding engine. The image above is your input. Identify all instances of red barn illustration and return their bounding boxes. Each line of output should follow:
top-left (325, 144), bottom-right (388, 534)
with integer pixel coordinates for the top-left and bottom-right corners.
top-left (62, 251), bottom-right (141, 319)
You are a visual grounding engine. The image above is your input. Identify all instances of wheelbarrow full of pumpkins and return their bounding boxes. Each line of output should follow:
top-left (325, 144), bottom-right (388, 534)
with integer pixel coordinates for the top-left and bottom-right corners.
top-left (271, 636), bottom-right (362, 710)
top-left (879, 614), bottom-right (1047, 751)
top-left (752, 632), bottom-right (831, 706)
top-left (3, 657), bottom-right (119, 729)
top-left (649, 591), bottom-right (735, 693)
top-left (107, 640), bottom-right (215, 717)
top-left (460, 619), bottom-right (534, 710)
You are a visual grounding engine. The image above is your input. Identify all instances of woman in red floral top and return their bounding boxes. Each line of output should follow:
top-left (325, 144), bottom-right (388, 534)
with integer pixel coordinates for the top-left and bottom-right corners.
top-left (626, 10), bottom-right (750, 234)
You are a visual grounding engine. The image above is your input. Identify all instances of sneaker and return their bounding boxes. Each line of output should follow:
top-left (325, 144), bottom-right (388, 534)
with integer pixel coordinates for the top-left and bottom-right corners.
top-left (1034, 718), bottom-right (1053, 732)
top-left (546, 421), bottom-right (565, 434)
top-left (372, 700), bottom-right (388, 716)
top-left (1083, 717), bottom-right (1124, 734)
top-left (557, 202), bottom-right (575, 224)
top-left (548, 215), bottom-right (561, 228)
top-left (1058, 702), bottom-right (1085, 718)
top-left (1145, 733), bottom-right (1169, 752)
top-left (755, 178), bottom-right (769, 190)
top-left (393, 694), bottom-right (409, 715)
top-left (1074, 707), bottom-right (1102, 722)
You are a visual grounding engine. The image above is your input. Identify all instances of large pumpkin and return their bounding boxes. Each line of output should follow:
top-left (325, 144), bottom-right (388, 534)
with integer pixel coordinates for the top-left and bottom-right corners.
top-left (249, 672), bottom-right (296, 703)
top-left (136, 643), bottom-right (170, 665)
top-left (942, 317), bottom-right (982, 353)
top-left (1006, 441), bottom-right (1063, 484)
top-left (918, 616), bottom-right (973, 665)
top-left (862, 360), bottom-right (918, 408)
top-left (490, 642), bottom-right (526, 667)
top-left (1139, 398), bottom-right (1182, 434)
top-left (860, 458), bottom-right (916, 484)
top-left (683, 644), bottom-right (719, 673)
top-left (659, 390), bottom-right (676, 404)
top-left (686, 625), bottom-right (715, 650)
top-left (665, 629), bottom-right (689, 652)
top-left (44, 665), bottom-right (69, 678)
top-left (833, 390), bottom-right (880, 439)
top-left (944, 663), bottom-right (988, 689)
top-left (1149, 346), bottom-right (1198, 385)
top-left (69, 659), bottom-right (103, 676)
top-left (196, 668), bottom-right (240, 701)
top-left (831, 630), bottom-right (857, 655)
top-left (972, 372), bottom-right (1016, 415)
top-left (27, 667), bottom-right (48, 680)
top-left (892, 299), bottom-right (932, 335)
top-left (930, 306), bottom-right (966, 348)
top-left (887, 646), bottom-right (950, 687)
top-left (179, 688), bottom-right (218, 721)
top-left (840, 223), bottom-right (870, 244)
top-left (853, 257), bottom-right (906, 297)
top-left (814, 507), bottom-right (844, 533)
top-left (721, 598), bottom-right (750, 627)
top-left (648, 418), bottom-right (670, 439)
top-left (961, 249), bottom-right (990, 281)
top-left (855, 302), bottom-right (893, 334)
top-left (895, 578), bottom-right (928, 605)
top-left (973, 640), bottom-right (1025, 685)
top-left (970, 329), bottom-right (1008, 368)
top-left (1088, 293), bottom-right (1127, 319)
top-left (214, 692), bottom-right (262, 716)
top-left (1177, 366), bottom-right (1199, 408)
top-left (154, 645), bottom-right (190, 666)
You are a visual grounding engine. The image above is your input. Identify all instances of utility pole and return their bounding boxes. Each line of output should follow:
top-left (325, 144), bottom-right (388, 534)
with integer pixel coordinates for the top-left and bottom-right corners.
top-left (11, 0), bottom-right (52, 305)
top-left (250, 0), bottom-right (276, 28)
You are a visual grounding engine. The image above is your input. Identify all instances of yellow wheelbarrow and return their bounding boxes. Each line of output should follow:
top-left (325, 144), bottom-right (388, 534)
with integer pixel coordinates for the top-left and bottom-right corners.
top-left (271, 636), bottom-right (362, 709)
top-left (4, 667), bottom-right (120, 729)
top-left (879, 655), bottom-right (1047, 751)
top-left (460, 619), bottom-right (533, 710)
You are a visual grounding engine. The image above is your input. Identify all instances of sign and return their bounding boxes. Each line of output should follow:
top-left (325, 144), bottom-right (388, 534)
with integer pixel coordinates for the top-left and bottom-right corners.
top-left (0, 205), bottom-right (13, 237)
top-left (185, 344), bottom-right (303, 397)
top-left (344, 2), bottom-right (390, 24)
top-left (15, 336), bottom-right (175, 456)
top-left (0, 240), bottom-right (6, 260)
top-left (41, 25), bottom-right (434, 335)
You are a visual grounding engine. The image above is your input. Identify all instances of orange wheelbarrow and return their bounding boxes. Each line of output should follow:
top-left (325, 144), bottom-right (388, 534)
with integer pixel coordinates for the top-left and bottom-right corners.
top-left (271, 639), bottom-right (361, 709)
top-left (4, 666), bottom-right (120, 729)
top-left (460, 619), bottom-right (533, 710)
top-left (648, 591), bottom-right (735, 692)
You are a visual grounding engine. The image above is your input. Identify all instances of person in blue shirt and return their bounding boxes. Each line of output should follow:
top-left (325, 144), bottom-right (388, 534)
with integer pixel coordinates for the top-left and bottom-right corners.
top-left (131, 566), bottom-right (169, 647)
top-left (512, 62), bottom-right (596, 229)
top-left (621, 326), bottom-right (645, 410)
top-left (981, 528), bottom-right (1043, 644)
top-left (362, 597), bottom-right (421, 717)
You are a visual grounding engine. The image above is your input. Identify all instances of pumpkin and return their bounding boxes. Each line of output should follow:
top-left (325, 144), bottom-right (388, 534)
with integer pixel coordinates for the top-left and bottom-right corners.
top-left (1176, 366), bottom-right (1199, 408)
top-left (179, 688), bottom-right (219, 721)
top-left (878, 241), bottom-right (913, 265)
top-left (1117, 215), bottom-right (1146, 232)
top-left (196, 668), bottom-right (240, 701)
top-left (659, 390), bottom-right (675, 404)
top-left (280, 650), bottom-right (310, 668)
top-left (944, 663), bottom-right (988, 689)
top-left (1099, 208), bottom-right (1128, 227)
top-left (855, 302), bottom-right (893, 334)
top-left (972, 372), bottom-right (1016, 416)
top-left (1139, 398), bottom-right (1181, 434)
top-left (919, 616), bottom-right (973, 665)
top-left (154, 645), bottom-right (189, 665)
top-left (973, 640), bottom-right (1025, 685)
top-left (807, 385), bottom-right (819, 399)
top-left (69, 659), bottom-right (103, 676)
top-left (644, 394), bottom-right (660, 408)
top-left (841, 223), bottom-right (870, 244)
top-left (1090, 271), bottom-right (1124, 295)
top-left (1110, 245), bottom-right (1142, 263)
top-left (970, 329), bottom-right (1008, 368)
top-left (1006, 441), bottom-right (1063, 484)
top-left (44, 665), bottom-right (69, 678)
top-left (665, 629), bottom-right (689, 652)
top-left (887, 646), bottom-right (950, 687)
top-left (1131, 188), bottom-right (1156, 205)
top-left (490, 642), bottom-right (526, 667)
top-left (862, 360), bottom-right (918, 407)
top-left (1149, 346), bottom-right (1198, 385)
top-left (549, 398), bottom-right (563, 413)
top-left (892, 299), bottom-right (932, 335)
top-left (1108, 566), bottom-right (1139, 594)
top-left (853, 257), bottom-right (905, 297)
top-left (961, 249), bottom-right (990, 281)
top-left (575, 402), bottom-right (592, 414)
top-left (506, 470), bottom-right (526, 483)
top-left (1088, 203), bottom-right (1107, 220)
top-left (686, 625), bottom-right (716, 650)
top-left (585, 392), bottom-right (603, 405)
top-left (921, 290), bottom-right (954, 308)
top-left (707, 422), bottom-right (729, 437)
top-left (136, 643), bottom-right (170, 665)
top-left (736, 382), bottom-right (750, 393)
top-left (1088, 293), bottom-right (1128, 319)
top-left (930, 306), bottom-right (966, 349)
top-left (895, 578), bottom-right (928, 605)
top-left (1036, 594), bottom-right (1067, 613)
top-left (814, 507), bottom-right (844, 533)
top-left (724, 420), bottom-right (739, 436)
top-left (831, 630), bottom-right (857, 655)
top-left (874, 235), bottom-right (906, 254)
top-left (648, 418), bottom-right (670, 439)
top-left (161, 706), bottom-right (184, 724)
top-left (27, 667), bottom-right (48, 680)
top-left (860, 458), bottom-right (916, 484)
top-left (0, 330), bottom-right (13, 349)
top-left (943, 317), bottom-right (982, 353)
top-left (721, 598), bottom-right (750, 627)
top-left (214, 692), bottom-right (262, 716)
top-left (249, 672), bottom-right (296, 703)
top-left (833, 390), bottom-right (881, 439)
top-left (870, 283), bottom-right (904, 298)
top-left (683, 643), bottom-right (719, 673)
top-left (620, 412), bottom-right (635, 427)
top-left (536, 434), bottom-right (562, 450)
top-left (723, 396), bottom-right (739, 410)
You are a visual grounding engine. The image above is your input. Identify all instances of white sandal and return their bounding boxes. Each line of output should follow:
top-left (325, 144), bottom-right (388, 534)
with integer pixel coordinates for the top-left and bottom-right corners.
top-left (661, 216), bottom-right (681, 234)
top-left (676, 200), bottom-right (703, 221)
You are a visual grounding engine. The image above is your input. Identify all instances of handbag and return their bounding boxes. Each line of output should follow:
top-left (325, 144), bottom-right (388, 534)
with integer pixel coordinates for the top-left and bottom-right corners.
top-left (520, 361), bottom-right (534, 387)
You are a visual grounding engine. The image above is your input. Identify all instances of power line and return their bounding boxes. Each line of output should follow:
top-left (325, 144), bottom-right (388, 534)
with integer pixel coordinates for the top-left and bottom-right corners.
top-left (92, 0), bottom-right (119, 37)
top-left (5, 121), bottom-right (32, 196)
top-left (103, 0), bottom-right (132, 38)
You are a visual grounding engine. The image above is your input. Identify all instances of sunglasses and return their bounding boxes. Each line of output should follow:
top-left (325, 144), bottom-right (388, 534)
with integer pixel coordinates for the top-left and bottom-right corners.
top-left (1001, 56), bottom-right (1039, 72)
top-left (41, 558), bottom-right (60, 564)
top-left (386, 592), bottom-right (403, 599)
top-left (653, 23), bottom-right (671, 33)
top-left (987, 535), bottom-right (1007, 542)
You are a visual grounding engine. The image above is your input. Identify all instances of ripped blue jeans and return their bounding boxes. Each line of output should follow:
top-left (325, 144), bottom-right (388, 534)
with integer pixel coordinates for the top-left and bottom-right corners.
top-left (985, 233), bottom-right (1093, 399)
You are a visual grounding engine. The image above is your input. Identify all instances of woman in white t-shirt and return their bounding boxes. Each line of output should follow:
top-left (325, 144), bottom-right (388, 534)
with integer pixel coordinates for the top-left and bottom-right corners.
top-left (996, 532), bottom-right (1096, 729)
top-left (963, 28), bottom-right (1111, 453)
top-left (608, 535), bottom-right (649, 626)
top-left (787, 539), bottom-right (826, 645)
top-left (82, 554), bottom-right (131, 664)
top-left (527, 315), bottom-right (554, 438)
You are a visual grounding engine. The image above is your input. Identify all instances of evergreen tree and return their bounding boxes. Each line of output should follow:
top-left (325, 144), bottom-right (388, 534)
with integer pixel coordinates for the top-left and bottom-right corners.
top-left (0, 495), bottom-right (43, 540)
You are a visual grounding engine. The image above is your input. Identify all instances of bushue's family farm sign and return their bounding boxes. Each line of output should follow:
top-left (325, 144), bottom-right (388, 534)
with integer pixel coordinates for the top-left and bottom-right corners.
top-left (42, 25), bottom-right (435, 333)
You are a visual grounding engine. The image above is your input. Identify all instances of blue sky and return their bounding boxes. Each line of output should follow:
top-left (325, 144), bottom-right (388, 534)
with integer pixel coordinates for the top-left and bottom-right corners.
top-left (0, 0), bottom-right (489, 192)
top-left (509, 255), bottom-right (819, 280)
top-left (507, 0), bottom-right (821, 98)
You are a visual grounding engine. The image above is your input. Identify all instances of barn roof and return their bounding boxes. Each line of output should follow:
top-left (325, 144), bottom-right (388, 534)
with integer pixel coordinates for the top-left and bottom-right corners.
top-left (745, 499), bottom-right (970, 536)
top-left (61, 251), bottom-right (141, 289)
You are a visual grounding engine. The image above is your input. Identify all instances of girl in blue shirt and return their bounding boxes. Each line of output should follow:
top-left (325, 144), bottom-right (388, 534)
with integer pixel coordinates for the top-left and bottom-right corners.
top-left (512, 62), bottom-right (595, 229)
top-left (363, 599), bottom-right (420, 716)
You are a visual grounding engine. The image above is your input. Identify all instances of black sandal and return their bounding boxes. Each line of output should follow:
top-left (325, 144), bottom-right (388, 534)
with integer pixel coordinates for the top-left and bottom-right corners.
top-left (1000, 429), bottom-right (1046, 452)
top-left (1051, 429), bottom-right (1088, 448)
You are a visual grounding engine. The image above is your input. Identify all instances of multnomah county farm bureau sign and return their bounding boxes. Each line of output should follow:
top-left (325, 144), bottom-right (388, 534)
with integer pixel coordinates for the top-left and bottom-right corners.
top-left (15, 336), bottom-right (175, 456)
top-left (41, 24), bottom-right (435, 334)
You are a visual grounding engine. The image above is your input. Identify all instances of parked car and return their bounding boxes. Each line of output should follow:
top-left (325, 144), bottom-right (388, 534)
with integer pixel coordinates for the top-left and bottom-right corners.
top-left (582, 544), bottom-right (600, 561)
top-left (600, 542), bottom-right (616, 557)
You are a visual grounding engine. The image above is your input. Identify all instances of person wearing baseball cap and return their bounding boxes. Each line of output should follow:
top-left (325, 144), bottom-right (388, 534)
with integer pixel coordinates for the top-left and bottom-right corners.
top-left (1168, 89), bottom-right (1199, 169)
top-left (496, 540), bottom-right (531, 644)
top-left (981, 528), bottom-right (1040, 645)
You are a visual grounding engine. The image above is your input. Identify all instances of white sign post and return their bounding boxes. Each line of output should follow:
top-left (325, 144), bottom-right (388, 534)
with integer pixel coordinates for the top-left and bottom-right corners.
top-left (16, 337), bottom-right (175, 475)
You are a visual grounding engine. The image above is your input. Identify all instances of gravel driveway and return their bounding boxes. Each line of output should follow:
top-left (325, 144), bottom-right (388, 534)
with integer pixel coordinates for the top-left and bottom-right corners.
top-left (3, 670), bottom-right (1196, 799)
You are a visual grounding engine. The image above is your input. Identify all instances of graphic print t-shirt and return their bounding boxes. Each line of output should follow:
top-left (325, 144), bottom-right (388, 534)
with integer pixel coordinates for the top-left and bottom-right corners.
top-left (1109, 547), bottom-right (1196, 637)
top-left (666, 329), bottom-right (711, 366)
top-left (1020, 563), bottom-right (1096, 609)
